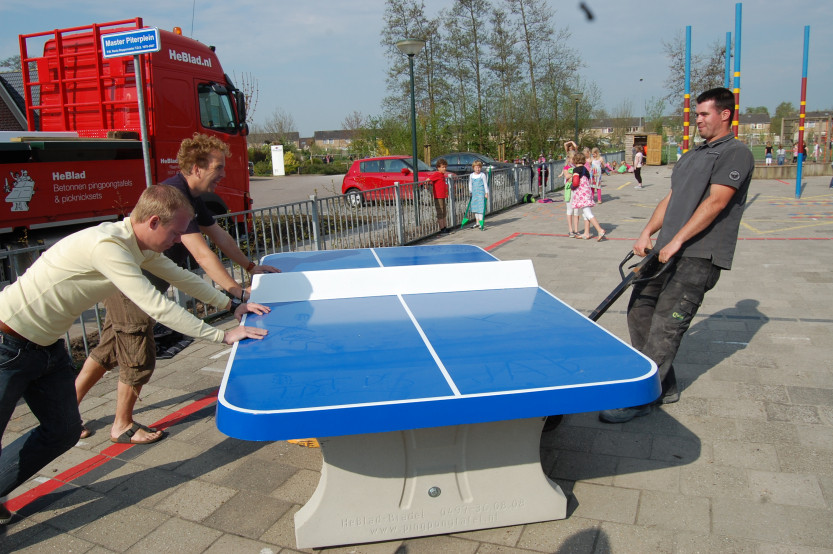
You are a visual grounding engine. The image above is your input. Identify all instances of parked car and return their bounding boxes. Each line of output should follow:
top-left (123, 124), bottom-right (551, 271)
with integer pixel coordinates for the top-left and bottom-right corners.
top-left (430, 152), bottom-right (515, 175)
top-left (342, 155), bottom-right (442, 207)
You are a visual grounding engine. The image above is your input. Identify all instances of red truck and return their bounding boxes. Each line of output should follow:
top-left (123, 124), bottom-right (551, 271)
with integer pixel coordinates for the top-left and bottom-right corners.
top-left (1, 18), bottom-right (250, 239)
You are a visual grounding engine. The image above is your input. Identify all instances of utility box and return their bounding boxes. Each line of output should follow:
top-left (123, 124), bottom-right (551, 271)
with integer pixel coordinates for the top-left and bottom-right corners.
top-left (271, 144), bottom-right (285, 176)
top-left (625, 133), bottom-right (662, 165)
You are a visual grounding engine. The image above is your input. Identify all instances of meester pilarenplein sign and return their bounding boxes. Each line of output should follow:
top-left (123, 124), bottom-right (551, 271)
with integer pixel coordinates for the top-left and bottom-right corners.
top-left (100, 27), bottom-right (161, 59)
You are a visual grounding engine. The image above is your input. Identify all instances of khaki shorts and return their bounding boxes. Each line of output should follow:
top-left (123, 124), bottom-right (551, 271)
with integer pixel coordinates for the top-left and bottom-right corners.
top-left (434, 197), bottom-right (448, 221)
top-left (90, 291), bottom-right (156, 387)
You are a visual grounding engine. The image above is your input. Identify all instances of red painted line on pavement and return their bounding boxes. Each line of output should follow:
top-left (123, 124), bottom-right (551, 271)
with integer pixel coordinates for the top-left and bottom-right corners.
top-left (6, 389), bottom-right (220, 512)
top-left (776, 179), bottom-right (791, 185)
top-left (487, 232), bottom-right (832, 250)
top-left (739, 237), bottom-right (833, 240)
top-left (485, 232), bottom-right (521, 250)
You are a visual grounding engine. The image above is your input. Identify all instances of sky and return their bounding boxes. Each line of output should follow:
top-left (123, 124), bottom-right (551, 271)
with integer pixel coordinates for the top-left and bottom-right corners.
top-left (2, 1), bottom-right (831, 137)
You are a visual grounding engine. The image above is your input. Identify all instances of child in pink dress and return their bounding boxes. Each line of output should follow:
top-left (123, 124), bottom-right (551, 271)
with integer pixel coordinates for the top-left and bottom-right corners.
top-left (570, 152), bottom-right (607, 241)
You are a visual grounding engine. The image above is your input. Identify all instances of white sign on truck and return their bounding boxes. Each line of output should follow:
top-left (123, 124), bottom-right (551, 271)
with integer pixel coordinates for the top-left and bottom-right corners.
top-left (101, 27), bottom-right (160, 58)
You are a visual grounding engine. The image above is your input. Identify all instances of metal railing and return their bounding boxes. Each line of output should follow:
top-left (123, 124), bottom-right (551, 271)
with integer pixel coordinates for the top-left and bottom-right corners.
top-left (210, 166), bottom-right (541, 259)
top-left (1, 156), bottom-right (621, 360)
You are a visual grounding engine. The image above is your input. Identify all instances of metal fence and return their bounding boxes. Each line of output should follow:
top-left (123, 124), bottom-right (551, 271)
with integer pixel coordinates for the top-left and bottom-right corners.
top-left (1, 153), bottom-right (625, 360)
top-left (210, 166), bottom-right (542, 260)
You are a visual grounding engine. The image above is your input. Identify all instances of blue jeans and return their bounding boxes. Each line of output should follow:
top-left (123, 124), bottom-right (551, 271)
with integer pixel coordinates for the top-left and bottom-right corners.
top-left (627, 257), bottom-right (722, 398)
top-left (0, 332), bottom-right (82, 499)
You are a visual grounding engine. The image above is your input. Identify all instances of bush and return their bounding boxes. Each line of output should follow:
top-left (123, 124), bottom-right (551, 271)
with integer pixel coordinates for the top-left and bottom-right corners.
top-left (298, 160), bottom-right (349, 175)
top-left (254, 160), bottom-right (272, 176)
top-left (284, 151), bottom-right (299, 174)
top-left (248, 146), bottom-right (270, 164)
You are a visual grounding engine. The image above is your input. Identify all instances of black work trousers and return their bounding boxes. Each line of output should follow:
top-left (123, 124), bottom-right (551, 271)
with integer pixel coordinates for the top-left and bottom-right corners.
top-left (627, 256), bottom-right (722, 398)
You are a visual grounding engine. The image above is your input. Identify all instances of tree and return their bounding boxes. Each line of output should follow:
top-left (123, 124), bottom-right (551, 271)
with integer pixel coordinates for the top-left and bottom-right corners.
top-left (449, 0), bottom-right (491, 151)
top-left (233, 71), bottom-right (260, 124)
top-left (484, 6), bottom-right (523, 146)
top-left (745, 106), bottom-right (769, 115)
top-left (770, 101), bottom-right (797, 141)
top-left (610, 100), bottom-right (634, 150)
top-left (380, 0), bottom-right (436, 118)
top-left (440, 15), bottom-right (473, 144)
top-left (378, 0), bottom-right (581, 160)
top-left (661, 32), bottom-right (726, 111)
top-left (362, 113), bottom-right (412, 156)
top-left (380, 0), bottom-right (448, 163)
top-left (0, 55), bottom-right (20, 71)
top-left (254, 107), bottom-right (297, 145)
top-left (645, 96), bottom-right (667, 135)
top-left (537, 37), bottom-right (581, 155)
top-left (506, 0), bottom-right (554, 123)
top-left (342, 111), bottom-right (374, 157)
top-left (342, 111), bottom-right (365, 133)
top-left (504, 0), bottom-right (574, 156)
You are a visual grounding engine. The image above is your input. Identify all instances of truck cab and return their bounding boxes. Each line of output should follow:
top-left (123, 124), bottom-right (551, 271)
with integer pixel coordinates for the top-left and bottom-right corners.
top-left (3, 18), bottom-right (250, 237)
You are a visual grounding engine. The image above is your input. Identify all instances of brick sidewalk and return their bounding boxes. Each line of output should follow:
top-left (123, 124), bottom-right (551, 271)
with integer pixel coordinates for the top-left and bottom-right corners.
top-left (2, 168), bottom-right (831, 552)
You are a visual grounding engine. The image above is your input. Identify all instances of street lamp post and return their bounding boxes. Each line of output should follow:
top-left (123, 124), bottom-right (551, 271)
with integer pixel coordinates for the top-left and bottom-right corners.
top-left (639, 77), bottom-right (644, 131)
top-left (571, 93), bottom-right (583, 145)
top-left (396, 39), bottom-right (426, 190)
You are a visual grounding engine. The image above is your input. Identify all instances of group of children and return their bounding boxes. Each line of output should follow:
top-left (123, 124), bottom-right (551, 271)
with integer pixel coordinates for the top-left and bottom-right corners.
top-left (561, 147), bottom-right (607, 241)
top-left (460, 146), bottom-right (644, 238)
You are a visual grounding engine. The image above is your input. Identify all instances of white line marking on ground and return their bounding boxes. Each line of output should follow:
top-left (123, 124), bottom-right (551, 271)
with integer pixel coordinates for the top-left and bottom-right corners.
top-left (210, 348), bottom-right (233, 359)
top-left (201, 366), bottom-right (227, 373)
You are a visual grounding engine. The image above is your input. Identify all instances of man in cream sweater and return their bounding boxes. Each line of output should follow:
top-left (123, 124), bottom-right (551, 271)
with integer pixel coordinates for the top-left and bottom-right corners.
top-left (0, 185), bottom-right (269, 523)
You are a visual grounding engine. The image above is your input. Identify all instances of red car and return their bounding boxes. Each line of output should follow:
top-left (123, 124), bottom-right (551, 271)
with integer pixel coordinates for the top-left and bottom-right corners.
top-left (342, 156), bottom-right (442, 207)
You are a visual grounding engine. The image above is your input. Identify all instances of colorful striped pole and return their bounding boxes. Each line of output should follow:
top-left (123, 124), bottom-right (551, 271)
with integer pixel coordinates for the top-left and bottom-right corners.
top-left (732, 3), bottom-right (742, 138)
top-left (795, 26), bottom-right (810, 199)
top-left (683, 26), bottom-right (691, 153)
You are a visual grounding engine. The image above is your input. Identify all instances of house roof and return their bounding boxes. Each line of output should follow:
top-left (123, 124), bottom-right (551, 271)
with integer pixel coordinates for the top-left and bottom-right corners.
top-left (245, 131), bottom-right (300, 145)
top-left (739, 113), bottom-right (770, 124)
top-left (313, 129), bottom-right (353, 140)
top-left (0, 71), bottom-right (27, 129)
top-left (588, 117), bottom-right (641, 129)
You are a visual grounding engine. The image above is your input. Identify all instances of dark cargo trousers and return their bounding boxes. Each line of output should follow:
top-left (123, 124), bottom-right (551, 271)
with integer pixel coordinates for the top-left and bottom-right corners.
top-left (627, 256), bottom-right (722, 401)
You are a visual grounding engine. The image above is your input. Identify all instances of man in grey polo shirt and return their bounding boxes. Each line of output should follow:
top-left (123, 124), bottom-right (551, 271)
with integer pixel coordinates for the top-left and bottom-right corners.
top-left (600, 87), bottom-right (754, 423)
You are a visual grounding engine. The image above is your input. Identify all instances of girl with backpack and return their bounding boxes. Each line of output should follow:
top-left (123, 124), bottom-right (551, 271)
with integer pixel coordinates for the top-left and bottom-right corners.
top-left (570, 152), bottom-right (607, 241)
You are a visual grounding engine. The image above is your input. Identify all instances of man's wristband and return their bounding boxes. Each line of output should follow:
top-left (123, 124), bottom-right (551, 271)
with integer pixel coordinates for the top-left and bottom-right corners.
top-left (246, 261), bottom-right (256, 272)
top-left (229, 299), bottom-right (242, 313)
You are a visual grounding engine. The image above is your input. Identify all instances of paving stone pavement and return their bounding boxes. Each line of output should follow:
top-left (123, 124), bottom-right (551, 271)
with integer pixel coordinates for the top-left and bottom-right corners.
top-left (2, 166), bottom-right (832, 553)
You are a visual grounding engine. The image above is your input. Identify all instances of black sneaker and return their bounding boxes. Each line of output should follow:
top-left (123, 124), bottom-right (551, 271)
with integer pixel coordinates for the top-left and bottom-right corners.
top-left (659, 372), bottom-right (679, 404)
top-left (598, 404), bottom-right (651, 423)
top-left (660, 390), bottom-right (680, 404)
top-left (0, 503), bottom-right (12, 524)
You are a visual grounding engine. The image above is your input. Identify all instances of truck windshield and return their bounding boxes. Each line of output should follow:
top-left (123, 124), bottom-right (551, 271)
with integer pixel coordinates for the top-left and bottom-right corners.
top-left (198, 84), bottom-right (238, 134)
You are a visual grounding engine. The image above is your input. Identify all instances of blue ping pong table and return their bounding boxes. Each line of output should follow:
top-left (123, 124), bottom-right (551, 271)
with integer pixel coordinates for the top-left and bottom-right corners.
top-left (217, 244), bottom-right (659, 548)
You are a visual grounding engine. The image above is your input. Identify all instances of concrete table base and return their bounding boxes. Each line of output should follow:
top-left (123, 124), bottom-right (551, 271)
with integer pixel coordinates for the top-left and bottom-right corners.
top-left (295, 417), bottom-right (566, 548)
